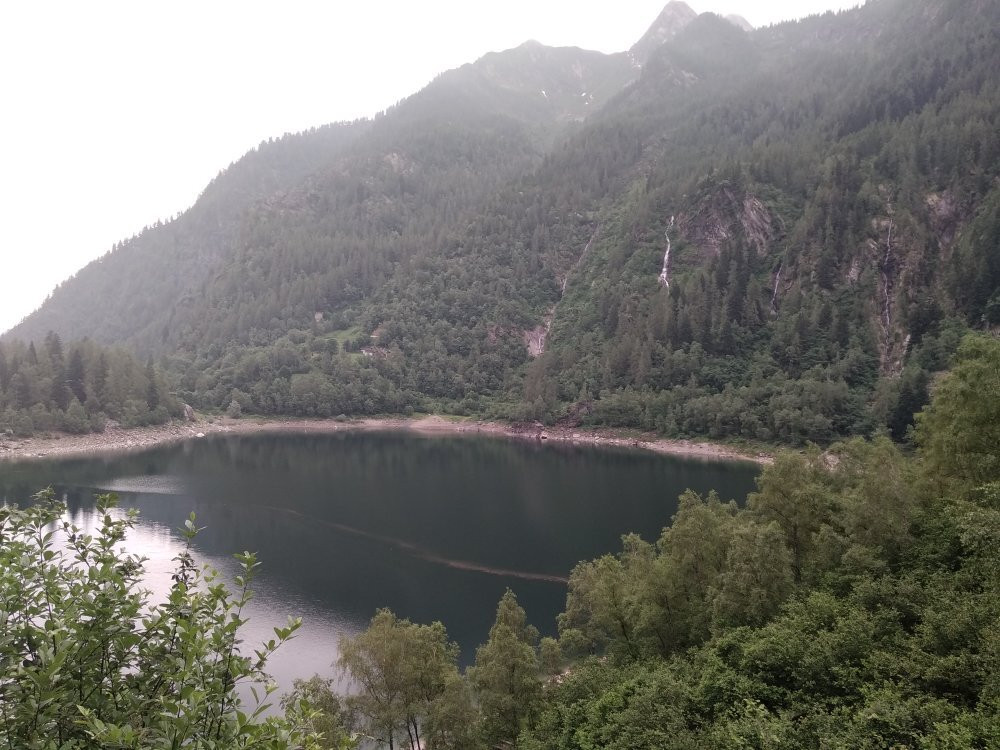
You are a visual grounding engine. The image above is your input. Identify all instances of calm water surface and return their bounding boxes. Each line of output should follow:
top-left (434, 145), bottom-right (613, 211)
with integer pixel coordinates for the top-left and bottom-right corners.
top-left (0, 431), bottom-right (759, 694)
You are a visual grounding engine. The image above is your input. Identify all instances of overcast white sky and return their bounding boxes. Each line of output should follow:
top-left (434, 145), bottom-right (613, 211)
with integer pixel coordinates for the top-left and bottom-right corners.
top-left (0, 0), bottom-right (862, 334)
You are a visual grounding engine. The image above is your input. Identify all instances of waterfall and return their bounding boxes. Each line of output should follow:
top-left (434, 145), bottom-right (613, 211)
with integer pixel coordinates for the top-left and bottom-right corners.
top-left (770, 262), bottom-right (782, 312)
top-left (658, 216), bottom-right (675, 288)
top-left (658, 236), bottom-right (672, 287)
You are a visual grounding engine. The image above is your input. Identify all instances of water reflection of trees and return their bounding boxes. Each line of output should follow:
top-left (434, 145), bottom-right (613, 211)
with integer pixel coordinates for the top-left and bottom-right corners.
top-left (0, 431), bottom-right (758, 662)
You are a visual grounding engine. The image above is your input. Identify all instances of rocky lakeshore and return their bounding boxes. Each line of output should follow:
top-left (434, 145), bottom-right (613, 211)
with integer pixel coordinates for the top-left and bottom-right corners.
top-left (0, 415), bottom-right (771, 465)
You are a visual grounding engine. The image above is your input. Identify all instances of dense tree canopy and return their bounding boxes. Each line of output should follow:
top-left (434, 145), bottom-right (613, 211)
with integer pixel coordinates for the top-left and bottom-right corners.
top-left (289, 332), bottom-right (1000, 749)
top-left (6, 0), bottom-right (997, 447)
top-left (0, 335), bottom-right (180, 437)
top-left (1, 0), bottom-right (998, 741)
top-left (1, 327), bottom-right (997, 747)
top-left (0, 493), bottom-right (319, 749)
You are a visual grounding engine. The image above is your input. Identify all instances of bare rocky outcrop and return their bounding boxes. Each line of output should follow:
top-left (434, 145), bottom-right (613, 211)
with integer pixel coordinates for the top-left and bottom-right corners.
top-left (523, 309), bottom-right (555, 358)
top-left (740, 196), bottom-right (774, 256)
top-left (678, 187), bottom-right (775, 260)
top-left (361, 346), bottom-right (390, 359)
top-left (629, 1), bottom-right (698, 65)
top-left (846, 256), bottom-right (862, 284)
top-left (925, 190), bottom-right (961, 252)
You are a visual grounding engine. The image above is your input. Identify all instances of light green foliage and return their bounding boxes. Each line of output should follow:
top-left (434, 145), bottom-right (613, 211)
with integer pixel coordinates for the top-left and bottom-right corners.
top-left (525, 333), bottom-right (1000, 748)
top-left (711, 521), bottom-right (793, 629)
top-left (0, 491), bottom-right (320, 749)
top-left (559, 491), bottom-right (740, 659)
top-left (830, 436), bottom-right (916, 565)
top-left (422, 673), bottom-right (483, 750)
top-left (337, 609), bottom-right (476, 750)
top-left (645, 491), bottom-right (738, 650)
top-left (468, 590), bottom-right (541, 749)
top-left (747, 448), bottom-right (835, 582)
top-left (915, 333), bottom-right (1000, 492)
top-left (280, 677), bottom-right (353, 750)
top-left (558, 549), bottom-right (645, 659)
top-left (539, 637), bottom-right (562, 677)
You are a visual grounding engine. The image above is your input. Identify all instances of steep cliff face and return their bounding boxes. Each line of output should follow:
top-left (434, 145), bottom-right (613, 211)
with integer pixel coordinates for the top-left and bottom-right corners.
top-left (676, 186), bottom-right (776, 262)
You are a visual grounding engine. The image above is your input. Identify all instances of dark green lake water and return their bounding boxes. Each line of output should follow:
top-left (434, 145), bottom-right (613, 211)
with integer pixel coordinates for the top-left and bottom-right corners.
top-left (0, 430), bottom-right (759, 692)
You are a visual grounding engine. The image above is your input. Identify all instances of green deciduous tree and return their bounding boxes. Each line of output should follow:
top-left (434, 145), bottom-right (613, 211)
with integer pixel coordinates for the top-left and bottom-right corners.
top-left (0, 490), bottom-right (319, 749)
top-left (337, 609), bottom-right (473, 750)
top-left (559, 549), bottom-right (645, 659)
top-left (281, 676), bottom-right (353, 750)
top-left (748, 448), bottom-right (835, 582)
top-left (711, 520), bottom-right (794, 629)
top-left (469, 590), bottom-right (541, 748)
top-left (915, 333), bottom-right (1000, 493)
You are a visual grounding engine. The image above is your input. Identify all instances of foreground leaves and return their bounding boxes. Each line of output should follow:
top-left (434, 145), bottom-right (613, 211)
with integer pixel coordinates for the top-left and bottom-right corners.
top-left (0, 492), bottom-right (323, 749)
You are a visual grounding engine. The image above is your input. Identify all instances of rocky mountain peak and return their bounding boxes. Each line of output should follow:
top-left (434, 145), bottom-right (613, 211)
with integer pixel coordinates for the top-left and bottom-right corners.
top-left (629, 1), bottom-right (698, 65)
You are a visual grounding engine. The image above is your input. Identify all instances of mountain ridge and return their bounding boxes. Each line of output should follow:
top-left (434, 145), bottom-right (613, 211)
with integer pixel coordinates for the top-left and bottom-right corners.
top-left (5, 0), bottom-right (999, 446)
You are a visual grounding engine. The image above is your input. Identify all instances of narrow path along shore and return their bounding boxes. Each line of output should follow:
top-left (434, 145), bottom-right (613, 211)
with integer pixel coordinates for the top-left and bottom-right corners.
top-left (0, 414), bottom-right (772, 465)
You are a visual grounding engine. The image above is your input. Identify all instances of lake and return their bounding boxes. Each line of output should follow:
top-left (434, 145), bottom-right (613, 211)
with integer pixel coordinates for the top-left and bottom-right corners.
top-left (0, 430), bottom-right (759, 694)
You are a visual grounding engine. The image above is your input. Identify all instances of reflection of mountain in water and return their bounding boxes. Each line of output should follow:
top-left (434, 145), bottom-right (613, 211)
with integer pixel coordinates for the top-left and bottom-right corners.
top-left (0, 431), bottom-right (758, 665)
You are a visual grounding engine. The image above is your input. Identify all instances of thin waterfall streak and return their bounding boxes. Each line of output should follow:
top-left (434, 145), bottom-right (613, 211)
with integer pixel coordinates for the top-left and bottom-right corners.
top-left (658, 216), bottom-right (675, 287)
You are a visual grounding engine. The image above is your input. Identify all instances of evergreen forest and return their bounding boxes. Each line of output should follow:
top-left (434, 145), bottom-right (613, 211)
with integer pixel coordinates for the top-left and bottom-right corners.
top-left (1, 0), bottom-right (1000, 746)
top-left (0, 335), bottom-right (179, 437)
top-left (4, 0), bottom-right (998, 447)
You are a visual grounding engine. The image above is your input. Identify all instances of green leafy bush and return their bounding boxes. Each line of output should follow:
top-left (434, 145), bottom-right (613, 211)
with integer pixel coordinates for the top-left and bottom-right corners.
top-left (0, 491), bottom-right (326, 749)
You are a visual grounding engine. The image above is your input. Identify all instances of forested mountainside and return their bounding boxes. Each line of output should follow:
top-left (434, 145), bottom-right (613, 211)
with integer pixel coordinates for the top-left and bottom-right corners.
top-left (8, 0), bottom-right (1000, 444)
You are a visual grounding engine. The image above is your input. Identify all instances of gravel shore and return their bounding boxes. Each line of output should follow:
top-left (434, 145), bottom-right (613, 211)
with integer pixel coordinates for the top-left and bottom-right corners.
top-left (0, 414), bottom-right (771, 465)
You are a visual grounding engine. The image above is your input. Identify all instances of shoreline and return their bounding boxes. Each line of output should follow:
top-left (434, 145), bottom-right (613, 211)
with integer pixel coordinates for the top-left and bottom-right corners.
top-left (0, 414), bottom-right (772, 465)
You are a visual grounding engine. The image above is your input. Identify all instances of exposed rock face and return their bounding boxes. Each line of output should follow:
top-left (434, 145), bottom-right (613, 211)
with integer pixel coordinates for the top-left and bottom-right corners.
top-left (523, 326), bottom-right (546, 357)
top-left (182, 404), bottom-right (196, 422)
top-left (524, 317), bottom-right (552, 358)
top-left (678, 186), bottom-right (775, 260)
top-left (629, 1), bottom-right (698, 65)
top-left (925, 190), bottom-right (961, 251)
